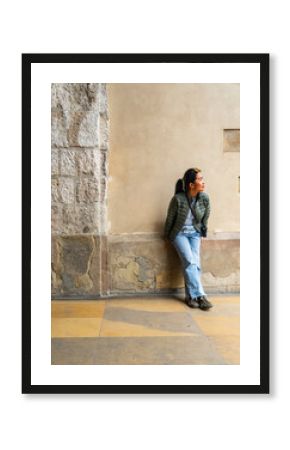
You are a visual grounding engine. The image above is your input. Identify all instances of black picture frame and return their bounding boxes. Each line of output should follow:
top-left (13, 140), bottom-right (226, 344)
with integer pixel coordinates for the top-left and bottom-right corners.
top-left (22, 53), bottom-right (269, 394)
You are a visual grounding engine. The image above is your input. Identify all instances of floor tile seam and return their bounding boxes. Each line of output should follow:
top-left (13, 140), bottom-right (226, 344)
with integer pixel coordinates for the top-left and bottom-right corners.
top-left (51, 334), bottom-right (213, 341)
top-left (51, 332), bottom-right (240, 339)
top-left (98, 299), bottom-right (108, 337)
top-left (52, 315), bottom-right (104, 320)
top-left (200, 332), bottom-right (240, 337)
top-left (52, 332), bottom-right (201, 338)
top-left (207, 334), bottom-right (241, 339)
top-left (184, 310), bottom-right (208, 338)
top-left (105, 307), bottom-right (189, 314)
top-left (51, 309), bottom-right (106, 320)
top-left (201, 334), bottom-right (229, 365)
top-left (105, 305), bottom-right (189, 313)
top-left (52, 312), bottom-right (239, 319)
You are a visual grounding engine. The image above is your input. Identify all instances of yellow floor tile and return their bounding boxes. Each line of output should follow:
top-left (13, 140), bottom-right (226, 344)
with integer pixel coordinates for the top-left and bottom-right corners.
top-left (51, 317), bottom-right (102, 337)
top-left (106, 298), bottom-right (187, 313)
top-left (51, 300), bottom-right (106, 318)
top-left (99, 319), bottom-right (198, 337)
top-left (194, 316), bottom-right (240, 337)
top-left (209, 296), bottom-right (240, 305)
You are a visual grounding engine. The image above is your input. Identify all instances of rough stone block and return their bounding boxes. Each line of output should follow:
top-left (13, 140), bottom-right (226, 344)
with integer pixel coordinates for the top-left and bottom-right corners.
top-left (51, 107), bottom-right (69, 147)
top-left (98, 84), bottom-right (108, 117)
top-left (58, 178), bottom-right (75, 204)
top-left (51, 82), bottom-right (109, 237)
top-left (51, 84), bottom-right (101, 148)
top-left (51, 108), bottom-right (99, 148)
top-left (59, 149), bottom-right (76, 176)
top-left (61, 205), bottom-right (100, 235)
top-left (51, 179), bottom-right (59, 203)
top-left (75, 205), bottom-right (100, 234)
top-left (51, 83), bottom-right (99, 112)
top-left (108, 234), bottom-right (240, 295)
top-left (99, 114), bottom-right (109, 150)
top-left (76, 179), bottom-right (99, 203)
top-left (61, 205), bottom-right (80, 235)
top-left (51, 237), bottom-right (62, 293)
top-left (51, 148), bottom-right (59, 176)
top-left (62, 236), bottom-right (94, 275)
top-left (109, 235), bottom-right (183, 293)
top-left (76, 148), bottom-right (99, 176)
top-left (51, 235), bottom-right (106, 296)
top-left (78, 110), bottom-right (99, 147)
top-left (51, 204), bottom-right (62, 234)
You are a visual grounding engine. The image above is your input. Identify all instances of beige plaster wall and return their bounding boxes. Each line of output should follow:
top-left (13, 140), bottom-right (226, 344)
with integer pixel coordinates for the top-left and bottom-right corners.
top-left (107, 83), bottom-right (240, 235)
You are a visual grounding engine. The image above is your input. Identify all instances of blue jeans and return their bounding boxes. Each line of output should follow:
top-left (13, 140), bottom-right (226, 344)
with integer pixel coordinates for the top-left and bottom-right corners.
top-left (172, 225), bottom-right (205, 299)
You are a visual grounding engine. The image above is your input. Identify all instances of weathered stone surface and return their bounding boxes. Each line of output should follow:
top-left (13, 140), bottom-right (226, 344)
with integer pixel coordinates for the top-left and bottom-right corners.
top-left (78, 111), bottom-right (99, 147)
top-left (76, 148), bottom-right (99, 176)
top-left (51, 148), bottom-right (58, 176)
top-left (110, 235), bottom-right (183, 293)
top-left (52, 235), bottom-right (93, 294)
top-left (61, 205), bottom-right (100, 235)
top-left (51, 84), bottom-right (108, 236)
top-left (201, 239), bottom-right (240, 277)
top-left (52, 204), bottom-right (103, 236)
top-left (51, 83), bottom-right (109, 297)
top-left (51, 235), bottom-right (109, 297)
top-left (51, 179), bottom-right (59, 203)
top-left (75, 205), bottom-right (99, 233)
top-left (76, 179), bottom-right (99, 203)
top-left (59, 149), bottom-right (77, 176)
top-left (51, 83), bottom-right (99, 112)
top-left (51, 84), bottom-right (105, 148)
top-left (51, 108), bottom-right (99, 148)
top-left (109, 234), bottom-right (240, 295)
top-left (99, 114), bottom-right (109, 150)
top-left (61, 205), bottom-right (77, 234)
top-left (52, 233), bottom-right (240, 298)
top-left (156, 269), bottom-right (184, 290)
top-left (58, 178), bottom-right (75, 204)
top-left (62, 236), bottom-right (93, 275)
top-left (51, 204), bottom-right (62, 234)
top-left (98, 84), bottom-right (108, 116)
top-left (51, 237), bottom-right (62, 294)
top-left (202, 271), bottom-right (240, 293)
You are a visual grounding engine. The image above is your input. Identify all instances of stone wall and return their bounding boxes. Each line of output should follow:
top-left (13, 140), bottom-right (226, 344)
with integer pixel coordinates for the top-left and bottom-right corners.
top-left (109, 234), bottom-right (239, 295)
top-left (51, 83), bottom-right (239, 299)
top-left (51, 84), bottom-right (109, 297)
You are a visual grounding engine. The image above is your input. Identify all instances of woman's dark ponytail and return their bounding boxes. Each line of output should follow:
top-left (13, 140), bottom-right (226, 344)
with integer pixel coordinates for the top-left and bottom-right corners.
top-left (175, 178), bottom-right (184, 194)
top-left (175, 167), bottom-right (201, 195)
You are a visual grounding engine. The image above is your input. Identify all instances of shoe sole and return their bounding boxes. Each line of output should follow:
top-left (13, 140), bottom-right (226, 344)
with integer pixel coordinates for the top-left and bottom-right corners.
top-left (186, 302), bottom-right (199, 309)
top-left (199, 305), bottom-right (213, 311)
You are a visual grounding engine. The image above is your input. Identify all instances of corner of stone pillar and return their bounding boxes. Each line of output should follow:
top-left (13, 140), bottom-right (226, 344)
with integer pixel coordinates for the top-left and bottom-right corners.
top-left (51, 83), bottom-right (109, 299)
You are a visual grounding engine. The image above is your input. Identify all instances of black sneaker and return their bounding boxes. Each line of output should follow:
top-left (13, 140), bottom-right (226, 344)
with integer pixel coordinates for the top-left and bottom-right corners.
top-left (186, 297), bottom-right (200, 308)
top-left (197, 296), bottom-right (213, 311)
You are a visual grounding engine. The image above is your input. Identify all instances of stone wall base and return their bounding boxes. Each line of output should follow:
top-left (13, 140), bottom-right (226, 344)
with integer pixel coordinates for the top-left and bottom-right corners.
top-left (51, 233), bottom-right (239, 299)
top-left (51, 234), bottom-right (109, 297)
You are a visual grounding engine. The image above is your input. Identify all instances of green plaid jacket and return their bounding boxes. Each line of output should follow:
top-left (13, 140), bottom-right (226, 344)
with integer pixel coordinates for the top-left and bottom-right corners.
top-left (164, 191), bottom-right (210, 241)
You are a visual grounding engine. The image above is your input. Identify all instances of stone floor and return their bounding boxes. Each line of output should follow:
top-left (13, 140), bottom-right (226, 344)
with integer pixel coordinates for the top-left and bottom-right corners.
top-left (51, 295), bottom-right (240, 365)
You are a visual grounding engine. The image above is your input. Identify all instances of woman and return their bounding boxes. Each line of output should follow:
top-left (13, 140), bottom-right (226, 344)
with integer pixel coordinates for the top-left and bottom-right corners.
top-left (164, 168), bottom-right (213, 310)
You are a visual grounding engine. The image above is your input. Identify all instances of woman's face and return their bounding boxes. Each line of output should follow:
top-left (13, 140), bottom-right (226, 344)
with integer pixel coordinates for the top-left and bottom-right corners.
top-left (190, 172), bottom-right (205, 192)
